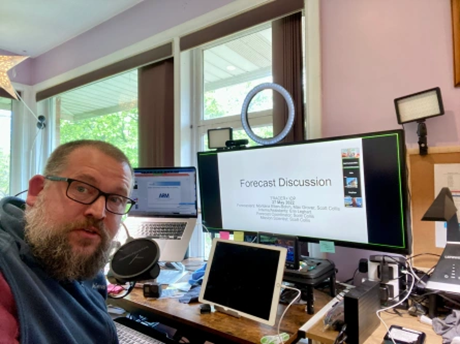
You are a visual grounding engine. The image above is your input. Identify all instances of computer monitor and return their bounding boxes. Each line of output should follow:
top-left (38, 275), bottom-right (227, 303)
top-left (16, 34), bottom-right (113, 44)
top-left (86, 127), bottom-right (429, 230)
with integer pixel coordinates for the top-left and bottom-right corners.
top-left (258, 232), bottom-right (299, 270)
top-left (199, 239), bottom-right (287, 326)
top-left (197, 129), bottom-right (411, 254)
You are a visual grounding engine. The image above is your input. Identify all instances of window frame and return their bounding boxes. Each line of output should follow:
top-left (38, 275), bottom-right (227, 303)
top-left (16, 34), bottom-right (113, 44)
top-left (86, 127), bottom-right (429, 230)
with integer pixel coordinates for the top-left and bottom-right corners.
top-left (193, 22), bottom-right (276, 153)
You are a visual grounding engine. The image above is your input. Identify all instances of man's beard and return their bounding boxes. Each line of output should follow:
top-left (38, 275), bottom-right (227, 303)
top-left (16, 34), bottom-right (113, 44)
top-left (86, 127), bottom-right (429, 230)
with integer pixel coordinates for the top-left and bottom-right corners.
top-left (24, 195), bottom-right (111, 281)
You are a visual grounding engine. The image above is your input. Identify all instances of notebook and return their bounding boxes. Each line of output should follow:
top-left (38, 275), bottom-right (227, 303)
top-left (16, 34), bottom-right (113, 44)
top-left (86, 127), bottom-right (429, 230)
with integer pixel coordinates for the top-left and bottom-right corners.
top-left (123, 167), bottom-right (198, 262)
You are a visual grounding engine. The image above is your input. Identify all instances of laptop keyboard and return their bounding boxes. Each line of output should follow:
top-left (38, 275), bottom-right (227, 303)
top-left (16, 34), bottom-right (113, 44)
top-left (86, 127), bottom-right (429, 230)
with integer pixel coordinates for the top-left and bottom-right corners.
top-left (115, 321), bottom-right (165, 344)
top-left (134, 222), bottom-right (187, 240)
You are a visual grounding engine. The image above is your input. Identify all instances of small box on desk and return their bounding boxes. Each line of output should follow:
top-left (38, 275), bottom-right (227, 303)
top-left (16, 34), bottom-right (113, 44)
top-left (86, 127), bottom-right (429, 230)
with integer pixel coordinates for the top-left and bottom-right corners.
top-left (344, 280), bottom-right (380, 344)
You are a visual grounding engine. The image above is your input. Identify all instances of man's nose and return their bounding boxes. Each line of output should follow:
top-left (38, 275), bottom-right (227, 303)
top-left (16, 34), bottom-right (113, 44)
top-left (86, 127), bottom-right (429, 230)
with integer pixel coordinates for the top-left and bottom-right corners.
top-left (84, 195), bottom-right (107, 219)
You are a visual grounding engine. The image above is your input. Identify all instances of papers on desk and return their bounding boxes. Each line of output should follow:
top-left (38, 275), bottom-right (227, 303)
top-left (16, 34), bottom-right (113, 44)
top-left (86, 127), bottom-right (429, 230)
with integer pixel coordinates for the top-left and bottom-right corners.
top-left (168, 282), bottom-right (192, 292)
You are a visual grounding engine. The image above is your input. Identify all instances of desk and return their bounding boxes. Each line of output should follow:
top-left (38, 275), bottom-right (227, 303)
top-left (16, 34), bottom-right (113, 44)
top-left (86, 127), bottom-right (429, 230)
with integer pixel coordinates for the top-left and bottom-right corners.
top-left (108, 259), bottom-right (332, 344)
top-left (301, 307), bottom-right (442, 344)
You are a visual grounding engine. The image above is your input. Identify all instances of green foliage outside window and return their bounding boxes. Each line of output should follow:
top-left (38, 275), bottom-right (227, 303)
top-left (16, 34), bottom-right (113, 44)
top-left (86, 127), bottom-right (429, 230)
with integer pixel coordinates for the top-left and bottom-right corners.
top-left (0, 148), bottom-right (10, 197)
top-left (60, 109), bottom-right (139, 167)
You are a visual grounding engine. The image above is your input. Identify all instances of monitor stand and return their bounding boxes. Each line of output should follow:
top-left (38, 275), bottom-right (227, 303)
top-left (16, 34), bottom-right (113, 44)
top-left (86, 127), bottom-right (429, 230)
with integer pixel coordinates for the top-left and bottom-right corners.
top-left (283, 257), bottom-right (336, 314)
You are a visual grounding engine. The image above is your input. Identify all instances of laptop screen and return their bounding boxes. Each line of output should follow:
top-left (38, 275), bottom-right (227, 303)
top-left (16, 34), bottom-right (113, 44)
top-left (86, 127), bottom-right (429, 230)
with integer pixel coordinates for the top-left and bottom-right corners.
top-left (129, 167), bottom-right (198, 218)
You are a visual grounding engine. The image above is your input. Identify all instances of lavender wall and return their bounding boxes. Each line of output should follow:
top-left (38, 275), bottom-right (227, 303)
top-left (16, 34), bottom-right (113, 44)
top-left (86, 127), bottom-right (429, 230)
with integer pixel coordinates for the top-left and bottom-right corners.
top-left (321, 0), bottom-right (460, 280)
top-left (31, 0), bottom-right (236, 85)
top-left (1, 49), bottom-right (33, 86)
top-left (321, 0), bottom-right (460, 147)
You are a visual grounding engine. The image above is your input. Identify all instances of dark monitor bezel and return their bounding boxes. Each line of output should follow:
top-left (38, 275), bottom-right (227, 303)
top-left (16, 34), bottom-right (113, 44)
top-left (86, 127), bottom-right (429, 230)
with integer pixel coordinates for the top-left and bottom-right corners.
top-left (197, 129), bottom-right (412, 255)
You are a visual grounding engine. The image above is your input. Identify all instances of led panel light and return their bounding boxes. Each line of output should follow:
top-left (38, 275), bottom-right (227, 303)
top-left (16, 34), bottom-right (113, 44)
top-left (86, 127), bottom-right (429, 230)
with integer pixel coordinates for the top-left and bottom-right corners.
top-left (394, 87), bottom-right (444, 124)
top-left (207, 127), bottom-right (233, 149)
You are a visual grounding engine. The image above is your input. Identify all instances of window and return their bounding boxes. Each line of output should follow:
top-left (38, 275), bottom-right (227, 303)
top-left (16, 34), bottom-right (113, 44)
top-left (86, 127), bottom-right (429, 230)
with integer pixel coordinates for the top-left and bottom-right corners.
top-left (187, 14), bottom-right (306, 258)
top-left (52, 70), bottom-right (139, 167)
top-left (0, 97), bottom-right (12, 197)
top-left (197, 23), bottom-right (275, 151)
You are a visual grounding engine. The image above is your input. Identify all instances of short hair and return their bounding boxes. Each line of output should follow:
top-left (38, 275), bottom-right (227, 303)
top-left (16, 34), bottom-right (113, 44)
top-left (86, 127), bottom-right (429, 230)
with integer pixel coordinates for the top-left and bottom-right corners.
top-left (44, 140), bottom-right (134, 179)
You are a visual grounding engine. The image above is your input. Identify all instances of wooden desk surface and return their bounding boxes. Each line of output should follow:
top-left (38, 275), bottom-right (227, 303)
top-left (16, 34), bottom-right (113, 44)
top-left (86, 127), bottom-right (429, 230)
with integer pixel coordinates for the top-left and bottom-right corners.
top-left (111, 288), bottom-right (332, 344)
top-left (109, 258), bottom-right (333, 344)
top-left (305, 311), bottom-right (441, 344)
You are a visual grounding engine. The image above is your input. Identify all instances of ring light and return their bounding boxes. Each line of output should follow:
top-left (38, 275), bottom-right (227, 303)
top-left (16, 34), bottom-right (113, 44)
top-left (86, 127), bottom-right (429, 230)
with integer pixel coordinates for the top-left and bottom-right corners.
top-left (241, 82), bottom-right (295, 145)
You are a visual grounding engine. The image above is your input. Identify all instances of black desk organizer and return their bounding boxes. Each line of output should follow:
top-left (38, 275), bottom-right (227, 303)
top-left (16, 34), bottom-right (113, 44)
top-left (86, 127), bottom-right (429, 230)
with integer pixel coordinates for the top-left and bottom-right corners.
top-left (283, 258), bottom-right (336, 314)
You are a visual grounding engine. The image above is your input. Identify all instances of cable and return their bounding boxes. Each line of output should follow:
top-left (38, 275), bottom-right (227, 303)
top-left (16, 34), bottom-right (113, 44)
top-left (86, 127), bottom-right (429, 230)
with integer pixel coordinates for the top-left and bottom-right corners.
top-left (333, 324), bottom-right (347, 344)
top-left (439, 293), bottom-right (460, 308)
top-left (404, 252), bottom-right (440, 285)
top-left (14, 189), bottom-right (28, 197)
top-left (28, 129), bottom-right (41, 177)
top-left (201, 223), bottom-right (210, 233)
top-left (376, 270), bottom-right (415, 344)
top-left (416, 263), bottom-right (437, 284)
top-left (121, 221), bottom-right (133, 241)
top-left (343, 268), bottom-right (359, 284)
top-left (391, 253), bottom-right (426, 286)
top-left (276, 285), bottom-right (301, 344)
top-left (107, 282), bottom-right (136, 299)
top-left (14, 90), bottom-right (38, 121)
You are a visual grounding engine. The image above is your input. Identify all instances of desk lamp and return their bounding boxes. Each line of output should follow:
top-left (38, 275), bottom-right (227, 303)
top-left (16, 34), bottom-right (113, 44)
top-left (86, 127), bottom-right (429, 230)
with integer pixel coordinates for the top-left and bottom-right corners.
top-left (394, 87), bottom-right (444, 155)
top-left (423, 187), bottom-right (460, 293)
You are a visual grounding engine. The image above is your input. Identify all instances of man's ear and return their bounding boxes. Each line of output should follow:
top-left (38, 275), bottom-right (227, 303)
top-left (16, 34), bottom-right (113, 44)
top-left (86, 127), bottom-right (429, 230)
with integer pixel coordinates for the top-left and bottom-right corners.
top-left (26, 175), bottom-right (45, 207)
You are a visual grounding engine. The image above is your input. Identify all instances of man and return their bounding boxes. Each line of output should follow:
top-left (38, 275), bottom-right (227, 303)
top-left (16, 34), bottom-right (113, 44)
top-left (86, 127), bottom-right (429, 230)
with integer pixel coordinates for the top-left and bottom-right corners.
top-left (0, 140), bottom-right (134, 343)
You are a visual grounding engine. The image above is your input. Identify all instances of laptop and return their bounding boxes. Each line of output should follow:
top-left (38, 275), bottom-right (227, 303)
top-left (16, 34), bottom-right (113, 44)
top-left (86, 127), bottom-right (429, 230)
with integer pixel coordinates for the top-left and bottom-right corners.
top-left (123, 167), bottom-right (198, 262)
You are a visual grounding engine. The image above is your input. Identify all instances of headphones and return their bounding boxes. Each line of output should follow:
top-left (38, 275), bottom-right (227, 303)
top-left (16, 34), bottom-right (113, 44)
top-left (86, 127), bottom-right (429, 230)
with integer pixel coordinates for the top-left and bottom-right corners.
top-left (107, 238), bottom-right (160, 298)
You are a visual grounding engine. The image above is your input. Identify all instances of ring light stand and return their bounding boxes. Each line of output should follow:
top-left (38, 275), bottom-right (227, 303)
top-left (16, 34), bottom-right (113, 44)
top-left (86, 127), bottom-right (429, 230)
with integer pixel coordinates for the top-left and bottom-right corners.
top-left (241, 82), bottom-right (295, 145)
top-left (107, 238), bottom-right (161, 299)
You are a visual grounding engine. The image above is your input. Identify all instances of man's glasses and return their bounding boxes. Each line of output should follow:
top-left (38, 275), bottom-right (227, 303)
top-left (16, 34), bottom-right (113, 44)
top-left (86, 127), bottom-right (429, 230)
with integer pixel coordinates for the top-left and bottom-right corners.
top-left (45, 175), bottom-right (136, 215)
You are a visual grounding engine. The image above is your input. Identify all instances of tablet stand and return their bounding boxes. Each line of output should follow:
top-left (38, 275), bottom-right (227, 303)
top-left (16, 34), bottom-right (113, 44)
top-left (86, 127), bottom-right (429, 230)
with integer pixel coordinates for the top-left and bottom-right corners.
top-left (214, 306), bottom-right (241, 319)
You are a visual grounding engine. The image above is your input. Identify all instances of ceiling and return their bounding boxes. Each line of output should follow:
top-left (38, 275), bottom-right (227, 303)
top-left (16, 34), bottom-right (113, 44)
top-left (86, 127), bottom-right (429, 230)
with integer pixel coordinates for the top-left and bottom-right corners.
top-left (0, 0), bottom-right (143, 57)
top-left (0, 2), bottom-right (274, 120)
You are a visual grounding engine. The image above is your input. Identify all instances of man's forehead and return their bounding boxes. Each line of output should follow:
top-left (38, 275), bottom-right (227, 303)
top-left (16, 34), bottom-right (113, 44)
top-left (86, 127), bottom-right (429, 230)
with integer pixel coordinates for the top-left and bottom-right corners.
top-left (63, 148), bottom-right (132, 188)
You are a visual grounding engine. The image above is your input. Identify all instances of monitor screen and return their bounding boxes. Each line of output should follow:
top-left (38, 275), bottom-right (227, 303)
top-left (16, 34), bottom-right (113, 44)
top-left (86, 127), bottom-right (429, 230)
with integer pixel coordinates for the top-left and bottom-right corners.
top-left (258, 232), bottom-right (299, 270)
top-left (199, 239), bottom-right (287, 326)
top-left (129, 167), bottom-right (197, 218)
top-left (197, 129), bottom-right (411, 254)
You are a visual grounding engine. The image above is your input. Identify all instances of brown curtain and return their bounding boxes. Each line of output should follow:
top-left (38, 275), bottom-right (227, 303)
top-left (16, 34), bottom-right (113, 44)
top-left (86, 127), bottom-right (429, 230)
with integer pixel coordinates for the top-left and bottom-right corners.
top-left (180, 0), bottom-right (304, 52)
top-left (272, 12), bottom-right (305, 143)
top-left (0, 89), bottom-right (20, 100)
top-left (36, 43), bottom-right (172, 102)
top-left (138, 58), bottom-right (174, 167)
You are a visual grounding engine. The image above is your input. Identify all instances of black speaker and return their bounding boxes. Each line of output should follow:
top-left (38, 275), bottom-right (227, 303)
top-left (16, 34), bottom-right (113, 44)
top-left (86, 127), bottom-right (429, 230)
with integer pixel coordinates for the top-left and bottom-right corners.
top-left (108, 238), bottom-right (160, 284)
top-left (344, 280), bottom-right (380, 344)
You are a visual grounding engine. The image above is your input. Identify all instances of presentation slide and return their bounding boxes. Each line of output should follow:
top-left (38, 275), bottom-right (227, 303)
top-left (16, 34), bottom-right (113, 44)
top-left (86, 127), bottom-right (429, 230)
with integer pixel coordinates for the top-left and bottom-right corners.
top-left (218, 138), bottom-right (369, 243)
